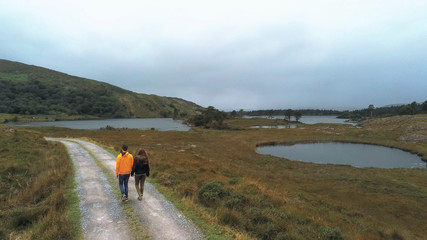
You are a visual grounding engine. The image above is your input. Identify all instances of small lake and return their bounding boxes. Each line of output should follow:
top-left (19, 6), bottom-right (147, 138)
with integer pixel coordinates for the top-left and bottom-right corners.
top-left (256, 142), bottom-right (426, 169)
top-left (7, 118), bottom-right (190, 131)
top-left (251, 124), bottom-right (303, 129)
top-left (245, 115), bottom-right (353, 125)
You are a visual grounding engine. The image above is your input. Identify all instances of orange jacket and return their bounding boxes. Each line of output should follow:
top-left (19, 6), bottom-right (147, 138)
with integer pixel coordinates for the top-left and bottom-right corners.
top-left (116, 152), bottom-right (134, 176)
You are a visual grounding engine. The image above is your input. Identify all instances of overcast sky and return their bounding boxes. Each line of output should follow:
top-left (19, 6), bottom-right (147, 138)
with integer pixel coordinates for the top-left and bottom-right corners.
top-left (1, 0), bottom-right (426, 110)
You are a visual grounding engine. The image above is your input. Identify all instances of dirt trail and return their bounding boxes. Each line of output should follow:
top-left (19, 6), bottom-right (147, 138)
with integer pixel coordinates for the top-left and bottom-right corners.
top-left (46, 138), bottom-right (130, 240)
top-left (48, 138), bottom-right (204, 240)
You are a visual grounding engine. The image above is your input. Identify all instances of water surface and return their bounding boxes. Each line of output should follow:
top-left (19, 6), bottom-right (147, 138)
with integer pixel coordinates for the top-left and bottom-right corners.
top-left (251, 124), bottom-right (302, 129)
top-left (245, 115), bottom-right (353, 125)
top-left (257, 142), bottom-right (426, 168)
top-left (7, 118), bottom-right (190, 131)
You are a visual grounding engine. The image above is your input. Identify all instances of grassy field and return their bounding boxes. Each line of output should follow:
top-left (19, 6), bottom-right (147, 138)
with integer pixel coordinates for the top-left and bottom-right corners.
top-left (0, 125), bottom-right (80, 240)
top-left (9, 114), bottom-right (427, 239)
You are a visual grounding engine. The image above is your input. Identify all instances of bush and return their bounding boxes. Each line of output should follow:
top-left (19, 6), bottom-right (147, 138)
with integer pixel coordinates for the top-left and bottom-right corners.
top-left (225, 192), bottom-right (248, 210)
top-left (189, 106), bottom-right (229, 129)
top-left (321, 226), bottom-right (344, 240)
top-left (197, 180), bottom-right (229, 207)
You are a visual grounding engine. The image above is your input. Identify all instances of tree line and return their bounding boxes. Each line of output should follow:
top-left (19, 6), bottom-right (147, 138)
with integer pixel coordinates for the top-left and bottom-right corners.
top-left (338, 101), bottom-right (427, 120)
top-left (0, 79), bottom-right (129, 117)
top-left (244, 109), bottom-right (343, 117)
top-left (188, 107), bottom-right (304, 129)
top-left (188, 106), bottom-right (228, 129)
top-left (234, 101), bottom-right (427, 121)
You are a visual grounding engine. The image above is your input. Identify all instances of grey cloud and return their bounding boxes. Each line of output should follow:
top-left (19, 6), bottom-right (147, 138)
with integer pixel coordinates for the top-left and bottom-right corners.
top-left (1, 1), bottom-right (426, 110)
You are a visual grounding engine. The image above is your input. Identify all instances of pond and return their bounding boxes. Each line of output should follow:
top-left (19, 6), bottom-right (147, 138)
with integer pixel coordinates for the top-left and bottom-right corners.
top-left (245, 115), bottom-right (354, 125)
top-left (251, 124), bottom-right (303, 129)
top-left (6, 118), bottom-right (190, 131)
top-left (256, 142), bottom-right (426, 169)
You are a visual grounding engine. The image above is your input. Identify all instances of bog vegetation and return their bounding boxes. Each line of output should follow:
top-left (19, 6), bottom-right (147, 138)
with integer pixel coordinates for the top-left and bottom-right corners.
top-left (38, 114), bottom-right (427, 240)
top-left (0, 125), bottom-right (80, 239)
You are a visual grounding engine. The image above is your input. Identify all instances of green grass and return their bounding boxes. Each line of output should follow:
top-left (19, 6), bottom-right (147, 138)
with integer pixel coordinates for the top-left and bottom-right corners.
top-left (0, 125), bottom-right (80, 239)
top-left (29, 115), bottom-right (427, 239)
top-left (63, 159), bottom-right (82, 240)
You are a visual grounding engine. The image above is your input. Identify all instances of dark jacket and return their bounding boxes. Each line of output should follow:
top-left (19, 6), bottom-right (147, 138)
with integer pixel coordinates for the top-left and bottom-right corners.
top-left (131, 155), bottom-right (150, 177)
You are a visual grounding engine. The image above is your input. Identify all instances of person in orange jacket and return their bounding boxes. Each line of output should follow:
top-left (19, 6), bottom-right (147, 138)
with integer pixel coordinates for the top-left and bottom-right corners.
top-left (116, 145), bottom-right (134, 201)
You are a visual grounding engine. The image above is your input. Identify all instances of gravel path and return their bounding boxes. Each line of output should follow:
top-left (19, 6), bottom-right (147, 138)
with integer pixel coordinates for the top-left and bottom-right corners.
top-left (48, 138), bottom-right (204, 240)
top-left (46, 138), bottom-right (130, 240)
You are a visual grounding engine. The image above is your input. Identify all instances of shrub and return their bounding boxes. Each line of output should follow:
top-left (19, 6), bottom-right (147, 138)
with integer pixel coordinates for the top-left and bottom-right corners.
top-left (224, 192), bottom-right (248, 210)
top-left (188, 106), bottom-right (229, 129)
top-left (320, 226), bottom-right (344, 240)
top-left (197, 180), bottom-right (229, 207)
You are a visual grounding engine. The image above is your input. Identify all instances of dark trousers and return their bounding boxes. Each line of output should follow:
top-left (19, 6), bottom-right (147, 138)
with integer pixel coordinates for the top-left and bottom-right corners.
top-left (118, 174), bottom-right (130, 198)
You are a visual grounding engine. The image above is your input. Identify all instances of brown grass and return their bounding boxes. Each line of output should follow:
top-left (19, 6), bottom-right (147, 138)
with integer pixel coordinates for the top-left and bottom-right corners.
top-left (0, 125), bottom-right (80, 240)
top-left (39, 115), bottom-right (427, 239)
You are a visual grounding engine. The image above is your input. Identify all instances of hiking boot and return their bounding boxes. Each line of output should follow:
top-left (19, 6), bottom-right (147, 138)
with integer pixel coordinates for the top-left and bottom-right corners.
top-left (122, 195), bottom-right (126, 201)
top-left (138, 195), bottom-right (142, 201)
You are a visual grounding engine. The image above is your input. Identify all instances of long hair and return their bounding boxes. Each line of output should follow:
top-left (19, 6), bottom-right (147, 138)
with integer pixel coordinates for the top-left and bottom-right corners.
top-left (136, 148), bottom-right (149, 165)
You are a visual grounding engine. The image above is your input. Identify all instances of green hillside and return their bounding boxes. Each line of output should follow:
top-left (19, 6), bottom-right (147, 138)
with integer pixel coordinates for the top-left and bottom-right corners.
top-left (0, 59), bottom-right (203, 119)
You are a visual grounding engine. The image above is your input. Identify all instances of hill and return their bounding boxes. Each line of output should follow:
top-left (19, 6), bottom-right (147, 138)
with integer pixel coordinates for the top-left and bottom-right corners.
top-left (0, 59), bottom-right (203, 119)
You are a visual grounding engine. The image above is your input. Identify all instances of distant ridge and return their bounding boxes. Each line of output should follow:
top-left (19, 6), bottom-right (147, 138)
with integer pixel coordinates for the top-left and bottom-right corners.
top-left (0, 59), bottom-right (203, 118)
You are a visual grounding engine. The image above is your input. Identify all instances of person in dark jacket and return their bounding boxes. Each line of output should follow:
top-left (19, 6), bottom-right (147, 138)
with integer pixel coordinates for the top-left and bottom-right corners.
top-left (131, 148), bottom-right (150, 200)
